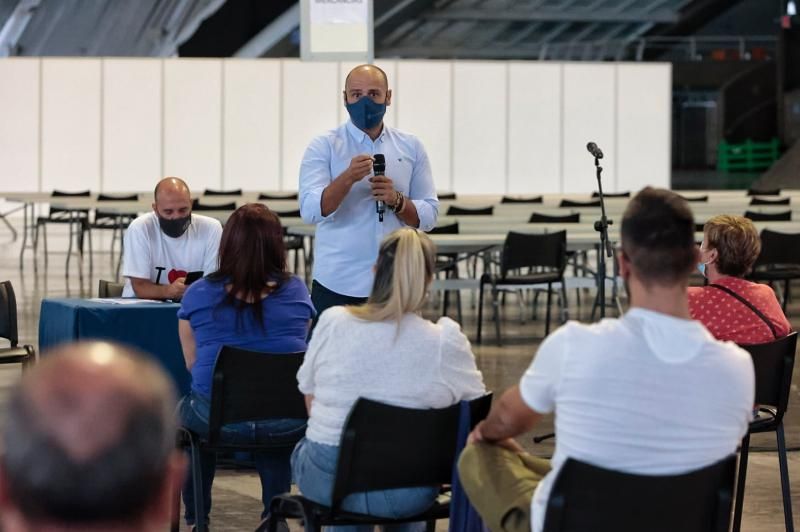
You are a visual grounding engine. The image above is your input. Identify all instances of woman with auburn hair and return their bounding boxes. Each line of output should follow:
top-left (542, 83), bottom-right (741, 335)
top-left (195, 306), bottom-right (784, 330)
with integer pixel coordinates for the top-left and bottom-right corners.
top-left (177, 203), bottom-right (315, 529)
top-left (292, 228), bottom-right (486, 530)
top-left (690, 214), bottom-right (790, 344)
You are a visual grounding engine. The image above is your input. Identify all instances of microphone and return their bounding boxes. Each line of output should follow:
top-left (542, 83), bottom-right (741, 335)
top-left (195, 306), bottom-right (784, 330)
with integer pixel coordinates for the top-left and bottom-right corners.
top-left (586, 142), bottom-right (604, 159)
top-left (373, 154), bottom-right (386, 222)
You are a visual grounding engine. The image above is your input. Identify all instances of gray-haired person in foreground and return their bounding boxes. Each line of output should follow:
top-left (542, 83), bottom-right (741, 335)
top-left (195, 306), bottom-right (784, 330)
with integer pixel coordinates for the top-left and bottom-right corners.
top-left (0, 341), bottom-right (185, 532)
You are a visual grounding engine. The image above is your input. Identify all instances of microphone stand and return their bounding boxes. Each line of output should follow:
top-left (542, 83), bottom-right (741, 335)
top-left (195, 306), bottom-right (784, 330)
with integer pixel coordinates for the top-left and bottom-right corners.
top-left (593, 156), bottom-right (614, 319)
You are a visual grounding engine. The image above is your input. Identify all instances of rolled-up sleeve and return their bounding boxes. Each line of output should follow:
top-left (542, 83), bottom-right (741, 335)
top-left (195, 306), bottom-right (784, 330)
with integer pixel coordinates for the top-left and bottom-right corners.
top-left (409, 139), bottom-right (439, 231)
top-left (299, 136), bottom-right (333, 224)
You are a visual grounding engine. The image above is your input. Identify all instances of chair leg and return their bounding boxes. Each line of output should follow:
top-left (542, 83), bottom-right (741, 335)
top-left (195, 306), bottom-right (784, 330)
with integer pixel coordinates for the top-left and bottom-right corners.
top-left (42, 224), bottom-right (49, 269)
top-left (545, 283), bottom-right (553, 336)
top-left (477, 275), bottom-right (487, 344)
top-left (456, 288), bottom-right (463, 325)
top-left (492, 286), bottom-right (501, 346)
top-left (777, 423), bottom-right (794, 532)
top-left (189, 441), bottom-right (207, 532)
top-left (732, 433), bottom-right (751, 532)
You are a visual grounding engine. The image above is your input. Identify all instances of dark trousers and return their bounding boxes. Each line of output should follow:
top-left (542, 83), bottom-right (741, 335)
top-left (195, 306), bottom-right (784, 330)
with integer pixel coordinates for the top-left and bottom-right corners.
top-left (310, 280), bottom-right (368, 332)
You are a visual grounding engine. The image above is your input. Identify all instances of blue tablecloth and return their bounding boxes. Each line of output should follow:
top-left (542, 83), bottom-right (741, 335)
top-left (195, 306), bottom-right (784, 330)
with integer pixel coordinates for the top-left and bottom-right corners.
top-left (38, 298), bottom-right (190, 395)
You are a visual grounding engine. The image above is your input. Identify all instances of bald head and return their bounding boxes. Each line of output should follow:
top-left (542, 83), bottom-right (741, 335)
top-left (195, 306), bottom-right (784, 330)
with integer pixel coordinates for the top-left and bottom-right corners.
top-left (344, 64), bottom-right (388, 91)
top-left (154, 177), bottom-right (190, 202)
top-left (0, 342), bottom-right (178, 528)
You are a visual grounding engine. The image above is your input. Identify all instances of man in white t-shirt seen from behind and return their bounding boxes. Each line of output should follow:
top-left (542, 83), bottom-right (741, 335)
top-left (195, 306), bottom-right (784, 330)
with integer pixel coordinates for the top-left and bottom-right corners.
top-left (121, 177), bottom-right (222, 299)
top-left (458, 187), bottom-right (755, 532)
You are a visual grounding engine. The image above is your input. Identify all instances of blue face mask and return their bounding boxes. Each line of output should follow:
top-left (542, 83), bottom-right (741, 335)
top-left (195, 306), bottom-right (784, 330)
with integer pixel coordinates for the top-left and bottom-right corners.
top-left (345, 97), bottom-right (386, 131)
top-left (697, 262), bottom-right (706, 277)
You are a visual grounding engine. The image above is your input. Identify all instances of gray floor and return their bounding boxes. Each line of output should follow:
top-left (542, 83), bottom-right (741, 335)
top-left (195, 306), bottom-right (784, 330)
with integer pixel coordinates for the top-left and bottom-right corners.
top-left (1, 221), bottom-right (799, 531)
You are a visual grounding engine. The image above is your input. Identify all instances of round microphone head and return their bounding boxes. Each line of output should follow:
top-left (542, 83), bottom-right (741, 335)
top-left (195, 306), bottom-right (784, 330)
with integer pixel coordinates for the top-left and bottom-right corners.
top-left (373, 153), bottom-right (386, 173)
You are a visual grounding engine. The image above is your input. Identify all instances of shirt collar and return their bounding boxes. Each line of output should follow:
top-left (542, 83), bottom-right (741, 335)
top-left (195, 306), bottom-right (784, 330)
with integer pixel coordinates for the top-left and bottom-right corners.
top-left (345, 120), bottom-right (387, 145)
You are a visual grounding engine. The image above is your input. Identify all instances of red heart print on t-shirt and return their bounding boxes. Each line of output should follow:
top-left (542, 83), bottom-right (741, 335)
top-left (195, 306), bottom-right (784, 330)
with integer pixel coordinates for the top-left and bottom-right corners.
top-left (168, 269), bottom-right (188, 283)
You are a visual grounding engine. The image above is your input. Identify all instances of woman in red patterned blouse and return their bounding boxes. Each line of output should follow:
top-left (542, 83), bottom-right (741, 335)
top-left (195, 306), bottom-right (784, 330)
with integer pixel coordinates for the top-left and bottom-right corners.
top-left (689, 214), bottom-right (791, 344)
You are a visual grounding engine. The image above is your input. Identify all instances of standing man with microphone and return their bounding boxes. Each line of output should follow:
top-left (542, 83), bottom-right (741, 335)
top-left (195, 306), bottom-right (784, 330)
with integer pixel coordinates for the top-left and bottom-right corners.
top-left (299, 64), bottom-right (439, 323)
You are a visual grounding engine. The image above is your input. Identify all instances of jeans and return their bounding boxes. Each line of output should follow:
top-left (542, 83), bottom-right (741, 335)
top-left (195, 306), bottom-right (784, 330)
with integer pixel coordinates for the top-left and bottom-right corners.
top-left (310, 280), bottom-right (368, 332)
top-left (179, 391), bottom-right (307, 525)
top-left (292, 438), bottom-right (438, 532)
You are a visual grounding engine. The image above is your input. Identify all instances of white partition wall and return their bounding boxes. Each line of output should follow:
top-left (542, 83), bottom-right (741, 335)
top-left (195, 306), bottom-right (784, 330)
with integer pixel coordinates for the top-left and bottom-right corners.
top-left (508, 62), bottom-right (563, 194)
top-left (0, 59), bottom-right (39, 191)
top-left (223, 59), bottom-right (281, 191)
top-left (103, 59), bottom-right (162, 192)
top-left (41, 59), bottom-right (102, 192)
top-left (396, 61), bottom-right (453, 192)
top-left (0, 58), bottom-right (671, 196)
top-left (163, 59), bottom-right (223, 191)
top-left (616, 63), bottom-right (671, 191)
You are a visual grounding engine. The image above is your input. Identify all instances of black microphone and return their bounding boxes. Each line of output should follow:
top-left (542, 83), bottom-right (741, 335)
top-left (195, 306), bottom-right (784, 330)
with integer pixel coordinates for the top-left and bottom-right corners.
top-left (373, 154), bottom-right (386, 222)
top-left (586, 142), bottom-right (604, 159)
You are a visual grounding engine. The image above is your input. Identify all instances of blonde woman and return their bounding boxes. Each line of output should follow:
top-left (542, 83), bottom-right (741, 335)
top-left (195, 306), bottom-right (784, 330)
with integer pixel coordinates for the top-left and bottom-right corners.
top-left (292, 228), bottom-right (486, 531)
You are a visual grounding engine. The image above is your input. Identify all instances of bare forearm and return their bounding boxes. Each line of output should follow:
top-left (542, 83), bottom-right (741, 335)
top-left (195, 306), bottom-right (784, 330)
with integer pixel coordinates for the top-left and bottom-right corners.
top-left (130, 278), bottom-right (170, 300)
top-left (321, 172), bottom-right (356, 217)
top-left (480, 386), bottom-right (542, 443)
top-left (397, 199), bottom-right (420, 228)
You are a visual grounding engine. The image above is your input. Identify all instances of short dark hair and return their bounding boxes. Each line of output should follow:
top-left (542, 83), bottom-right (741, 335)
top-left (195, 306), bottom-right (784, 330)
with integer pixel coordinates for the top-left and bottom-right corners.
top-left (1, 349), bottom-right (176, 525)
top-left (621, 187), bottom-right (696, 285)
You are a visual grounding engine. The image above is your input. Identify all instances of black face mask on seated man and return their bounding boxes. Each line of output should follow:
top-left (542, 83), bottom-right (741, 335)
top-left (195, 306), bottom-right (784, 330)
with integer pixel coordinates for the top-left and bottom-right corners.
top-left (158, 214), bottom-right (191, 238)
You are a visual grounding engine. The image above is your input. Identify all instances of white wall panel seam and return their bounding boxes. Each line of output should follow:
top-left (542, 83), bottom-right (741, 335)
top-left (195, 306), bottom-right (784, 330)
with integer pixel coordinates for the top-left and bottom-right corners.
top-left (219, 60), bottom-right (225, 189)
top-left (448, 61), bottom-right (454, 192)
top-left (558, 63), bottom-right (564, 193)
top-left (504, 62), bottom-right (510, 195)
top-left (99, 59), bottom-right (105, 191)
top-left (37, 58), bottom-right (42, 192)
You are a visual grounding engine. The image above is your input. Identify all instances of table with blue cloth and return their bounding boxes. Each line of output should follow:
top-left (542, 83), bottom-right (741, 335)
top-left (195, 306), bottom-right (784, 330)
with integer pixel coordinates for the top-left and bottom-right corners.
top-left (38, 298), bottom-right (190, 395)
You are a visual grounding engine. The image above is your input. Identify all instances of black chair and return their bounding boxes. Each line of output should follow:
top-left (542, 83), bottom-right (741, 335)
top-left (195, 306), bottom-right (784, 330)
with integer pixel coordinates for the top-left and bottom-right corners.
top-left (731, 332), bottom-right (798, 532)
top-left (191, 200), bottom-right (237, 211)
top-left (750, 196), bottom-right (790, 206)
top-left (446, 205), bottom-right (494, 216)
top-left (558, 198), bottom-right (600, 208)
top-left (273, 209), bottom-right (308, 278)
top-left (258, 192), bottom-right (299, 201)
top-left (35, 190), bottom-right (91, 276)
top-left (204, 188), bottom-right (242, 196)
top-left (437, 192), bottom-right (456, 200)
top-left (679, 194), bottom-right (709, 202)
top-left (477, 231), bottom-right (567, 345)
top-left (91, 193), bottom-right (139, 278)
top-left (529, 212), bottom-right (580, 224)
top-left (543, 455), bottom-right (737, 532)
top-left (743, 210), bottom-right (792, 222)
top-left (429, 223), bottom-right (463, 322)
top-left (501, 195), bottom-right (543, 204)
top-left (264, 394), bottom-right (493, 532)
top-left (0, 281), bottom-right (35, 369)
top-left (591, 190), bottom-right (630, 198)
top-left (748, 188), bottom-right (781, 196)
top-left (175, 347), bottom-right (308, 532)
top-left (748, 229), bottom-right (800, 312)
top-left (97, 279), bottom-right (124, 298)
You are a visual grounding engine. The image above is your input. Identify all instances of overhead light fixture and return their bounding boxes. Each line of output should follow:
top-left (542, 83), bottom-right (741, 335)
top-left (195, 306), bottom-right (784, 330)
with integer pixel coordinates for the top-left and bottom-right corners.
top-left (789, 0), bottom-right (798, 16)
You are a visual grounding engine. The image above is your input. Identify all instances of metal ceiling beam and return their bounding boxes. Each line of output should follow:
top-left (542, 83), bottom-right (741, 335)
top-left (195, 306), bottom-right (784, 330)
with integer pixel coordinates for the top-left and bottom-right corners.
top-left (424, 7), bottom-right (679, 23)
top-left (155, 0), bottom-right (226, 57)
top-left (0, 0), bottom-right (40, 57)
top-left (233, 3), bottom-right (299, 58)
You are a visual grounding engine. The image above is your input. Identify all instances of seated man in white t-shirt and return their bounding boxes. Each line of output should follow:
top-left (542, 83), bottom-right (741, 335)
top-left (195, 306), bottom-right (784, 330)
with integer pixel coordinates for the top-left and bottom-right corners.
top-left (121, 177), bottom-right (222, 299)
top-left (458, 187), bottom-right (755, 532)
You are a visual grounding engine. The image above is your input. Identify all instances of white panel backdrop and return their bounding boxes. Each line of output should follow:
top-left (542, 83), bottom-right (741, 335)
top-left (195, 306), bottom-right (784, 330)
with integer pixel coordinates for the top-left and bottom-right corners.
top-left (0, 58), bottom-right (671, 195)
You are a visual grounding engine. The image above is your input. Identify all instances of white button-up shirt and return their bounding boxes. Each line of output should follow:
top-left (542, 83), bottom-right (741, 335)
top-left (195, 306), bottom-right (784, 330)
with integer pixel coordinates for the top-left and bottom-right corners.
top-left (299, 121), bottom-right (439, 297)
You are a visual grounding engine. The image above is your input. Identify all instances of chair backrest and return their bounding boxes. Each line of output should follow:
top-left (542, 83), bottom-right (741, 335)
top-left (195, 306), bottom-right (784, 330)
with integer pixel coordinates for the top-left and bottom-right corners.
top-left (51, 190), bottom-right (90, 197)
top-left (501, 231), bottom-right (567, 275)
top-left (98, 280), bottom-right (124, 298)
top-left (438, 192), bottom-right (457, 200)
top-left (529, 212), bottom-right (580, 224)
top-left (192, 200), bottom-right (237, 211)
top-left (744, 210), bottom-right (792, 222)
top-left (695, 223), bottom-right (706, 233)
top-left (750, 196), bottom-right (790, 206)
top-left (258, 192), bottom-right (299, 200)
top-left (501, 195), bottom-right (543, 204)
top-left (0, 281), bottom-right (19, 346)
top-left (47, 207), bottom-right (89, 219)
top-left (591, 191), bottom-right (630, 198)
top-left (558, 199), bottom-right (600, 208)
top-left (446, 205), bottom-right (494, 216)
top-left (208, 347), bottom-right (308, 444)
top-left (543, 455), bottom-right (737, 532)
top-left (748, 188), bottom-right (781, 196)
top-left (204, 188), bottom-right (242, 196)
top-left (429, 222), bottom-right (460, 235)
top-left (738, 332), bottom-right (797, 422)
top-left (679, 194), bottom-right (709, 203)
top-left (331, 394), bottom-right (492, 513)
top-left (753, 230), bottom-right (800, 268)
top-left (97, 193), bottom-right (139, 201)
top-left (273, 209), bottom-right (301, 218)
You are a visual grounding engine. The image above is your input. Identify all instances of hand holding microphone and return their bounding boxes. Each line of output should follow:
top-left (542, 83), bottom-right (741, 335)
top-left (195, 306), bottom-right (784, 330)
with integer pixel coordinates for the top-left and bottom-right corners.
top-left (370, 153), bottom-right (399, 222)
